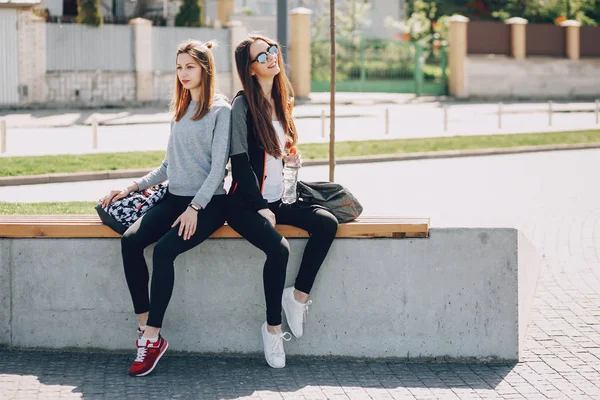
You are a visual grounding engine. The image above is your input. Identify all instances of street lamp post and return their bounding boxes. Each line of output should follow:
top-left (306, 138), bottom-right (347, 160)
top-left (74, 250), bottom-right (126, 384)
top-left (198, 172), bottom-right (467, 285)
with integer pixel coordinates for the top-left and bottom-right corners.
top-left (277, 0), bottom-right (288, 62)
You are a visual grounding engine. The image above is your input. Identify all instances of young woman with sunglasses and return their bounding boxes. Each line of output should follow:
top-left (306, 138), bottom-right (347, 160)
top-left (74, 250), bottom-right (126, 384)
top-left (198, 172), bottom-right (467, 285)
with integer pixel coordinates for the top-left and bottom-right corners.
top-left (227, 35), bottom-right (338, 368)
top-left (101, 40), bottom-right (230, 376)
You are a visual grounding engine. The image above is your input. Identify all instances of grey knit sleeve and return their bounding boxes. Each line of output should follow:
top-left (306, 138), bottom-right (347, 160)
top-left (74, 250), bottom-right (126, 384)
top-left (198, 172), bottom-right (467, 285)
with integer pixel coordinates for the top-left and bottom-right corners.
top-left (230, 95), bottom-right (249, 156)
top-left (134, 120), bottom-right (172, 190)
top-left (192, 103), bottom-right (232, 208)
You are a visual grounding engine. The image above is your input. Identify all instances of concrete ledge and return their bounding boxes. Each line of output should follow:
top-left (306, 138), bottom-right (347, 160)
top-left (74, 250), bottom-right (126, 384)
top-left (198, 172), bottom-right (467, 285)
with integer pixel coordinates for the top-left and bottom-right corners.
top-left (0, 228), bottom-right (542, 361)
top-left (0, 240), bottom-right (10, 347)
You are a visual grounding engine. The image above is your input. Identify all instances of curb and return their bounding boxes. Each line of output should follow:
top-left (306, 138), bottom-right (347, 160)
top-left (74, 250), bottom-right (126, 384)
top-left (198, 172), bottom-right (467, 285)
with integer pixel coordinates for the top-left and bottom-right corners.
top-left (1, 143), bottom-right (599, 187)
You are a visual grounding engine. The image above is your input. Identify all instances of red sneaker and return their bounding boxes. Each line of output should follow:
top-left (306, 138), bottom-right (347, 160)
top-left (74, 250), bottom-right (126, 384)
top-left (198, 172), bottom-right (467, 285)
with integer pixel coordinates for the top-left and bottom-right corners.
top-left (128, 336), bottom-right (169, 377)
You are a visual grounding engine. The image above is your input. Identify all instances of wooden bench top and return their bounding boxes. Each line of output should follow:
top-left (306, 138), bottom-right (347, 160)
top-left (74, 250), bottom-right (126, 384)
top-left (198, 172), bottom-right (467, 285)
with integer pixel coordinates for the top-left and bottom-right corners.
top-left (0, 215), bottom-right (429, 239)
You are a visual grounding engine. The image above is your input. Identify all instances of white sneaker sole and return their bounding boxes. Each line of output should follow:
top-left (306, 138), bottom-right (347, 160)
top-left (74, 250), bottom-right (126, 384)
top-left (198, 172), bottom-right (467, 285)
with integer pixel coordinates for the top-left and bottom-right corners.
top-left (265, 358), bottom-right (286, 369)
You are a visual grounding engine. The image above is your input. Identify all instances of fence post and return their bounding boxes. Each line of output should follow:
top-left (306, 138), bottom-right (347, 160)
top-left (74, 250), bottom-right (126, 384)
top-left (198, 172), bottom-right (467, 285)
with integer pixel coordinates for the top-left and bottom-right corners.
top-left (443, 105), bottom-right (448, 132)
top-left (217, 0), bottom-right (234, 25)
top-left (498, 102), bottom-right (503, 129)
top-left (385, 108), bottom-right (389, 135)
top-left (414, 43), bottom-right (424, 97)
top-left (129, 18), bottom-right (154, 103)
top-left (560, 20), bottom-right (582, 61)
top-left (18, 11), bottom-right (47, 105)
top-left (92, 117), bottom-right (98, 149)
top-left (289, 8), bottom-right (313, 98)
top-left (505, 17), bottom-right (528, 60)
top-left (447, 15), bottom-right (470, 98)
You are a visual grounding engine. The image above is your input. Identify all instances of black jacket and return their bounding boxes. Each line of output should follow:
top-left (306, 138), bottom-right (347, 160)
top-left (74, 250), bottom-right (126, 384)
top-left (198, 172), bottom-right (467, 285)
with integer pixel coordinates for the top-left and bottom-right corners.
top-left (228, 91), bottom-right (270, 211)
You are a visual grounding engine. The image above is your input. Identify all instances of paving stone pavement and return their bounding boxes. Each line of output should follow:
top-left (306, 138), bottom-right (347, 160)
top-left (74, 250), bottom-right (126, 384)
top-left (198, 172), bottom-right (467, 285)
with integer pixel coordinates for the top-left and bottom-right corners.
top-left (1, 150), bottom-right (600, 399)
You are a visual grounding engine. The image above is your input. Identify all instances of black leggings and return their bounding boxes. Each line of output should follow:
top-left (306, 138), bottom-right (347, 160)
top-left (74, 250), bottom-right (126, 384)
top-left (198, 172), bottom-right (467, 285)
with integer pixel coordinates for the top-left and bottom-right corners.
top-left (227, 201), bottom-right (338, 326)
top-left (121, 192), bottom-right (227, 328)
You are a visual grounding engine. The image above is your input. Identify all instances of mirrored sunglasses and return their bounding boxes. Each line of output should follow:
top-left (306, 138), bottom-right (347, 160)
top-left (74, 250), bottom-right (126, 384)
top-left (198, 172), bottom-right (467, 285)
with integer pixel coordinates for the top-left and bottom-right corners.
top-left (251, 44), bottom-right (279, 64)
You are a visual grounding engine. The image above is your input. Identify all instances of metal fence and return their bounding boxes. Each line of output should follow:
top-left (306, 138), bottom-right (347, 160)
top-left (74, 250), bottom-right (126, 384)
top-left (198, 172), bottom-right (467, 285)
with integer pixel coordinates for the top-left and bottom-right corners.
top-left (151, 27), bottom-right (231, 73)
top-left (311, 38), bottom-right (447, 95)
top-left (0, 9), bottom-right (19, 105)
top-left (46, 24), bottom-right (135, 72)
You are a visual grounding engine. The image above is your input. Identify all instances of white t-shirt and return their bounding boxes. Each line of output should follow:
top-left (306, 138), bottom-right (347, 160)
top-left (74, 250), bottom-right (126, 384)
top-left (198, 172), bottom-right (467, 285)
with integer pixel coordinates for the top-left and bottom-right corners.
top-left (262, 121), bottom-right (287, 203)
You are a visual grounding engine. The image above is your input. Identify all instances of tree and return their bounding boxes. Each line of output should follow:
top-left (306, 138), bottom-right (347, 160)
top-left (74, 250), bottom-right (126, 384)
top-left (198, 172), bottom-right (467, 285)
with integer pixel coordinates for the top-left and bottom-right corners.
top-left (76, 0), bottom-right (102, 26)
top-left (311, 0), bottom-right (372, 41)
top-left (310, 0), bottom-right (372, 80)
top-left (490, 0), bottom-right (598, 25)
top-left (175, 0), bottom-right (204, 27)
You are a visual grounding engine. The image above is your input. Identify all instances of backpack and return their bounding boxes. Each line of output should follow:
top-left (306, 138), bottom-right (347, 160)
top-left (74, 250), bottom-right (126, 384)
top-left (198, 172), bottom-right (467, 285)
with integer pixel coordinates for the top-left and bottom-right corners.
top-left (95, 183), bottom-right (168, 234)
top-left (296, 181), bottom-right (363, 223)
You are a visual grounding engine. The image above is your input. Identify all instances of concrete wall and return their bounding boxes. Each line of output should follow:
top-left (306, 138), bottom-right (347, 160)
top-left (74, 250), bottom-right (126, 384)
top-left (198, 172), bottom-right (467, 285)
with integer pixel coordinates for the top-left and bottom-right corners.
top-left (230, 14), bottom-right (277, 40)
top-left (465, 55), bottom-right (600, 99)
top-left (45, 71), bottom-right (233, 106)
top-left (46, 24), bottom-right (135, 72)
top-left (153, 72), bottom-right (233, 103)
top-left (18, 10), bottom-right (47, 105)
top-left (0, 228), bottom-right (542, 361)
top-left (46, 72), bottom-right (137, 106)
top-left (0, 240), bottom-right (10, 347)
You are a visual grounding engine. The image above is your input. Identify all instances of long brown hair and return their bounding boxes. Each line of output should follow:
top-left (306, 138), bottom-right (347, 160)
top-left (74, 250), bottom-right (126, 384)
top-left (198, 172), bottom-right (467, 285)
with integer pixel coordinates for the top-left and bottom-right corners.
top-left (235, 35), bottom-right (298, 158)
top-left (170, 40), bottom-right (216, 122)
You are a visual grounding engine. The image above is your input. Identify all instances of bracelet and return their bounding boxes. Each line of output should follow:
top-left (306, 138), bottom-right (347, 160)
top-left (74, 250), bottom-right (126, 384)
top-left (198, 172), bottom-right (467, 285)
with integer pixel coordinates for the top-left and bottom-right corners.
top-left (188, 203), bottom-right (200, 212)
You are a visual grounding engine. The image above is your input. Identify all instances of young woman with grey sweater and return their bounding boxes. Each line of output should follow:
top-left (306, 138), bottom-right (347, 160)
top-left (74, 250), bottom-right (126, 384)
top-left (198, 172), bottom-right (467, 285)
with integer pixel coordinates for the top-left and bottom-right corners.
top-left (101, 40), bottom-right (230, 377)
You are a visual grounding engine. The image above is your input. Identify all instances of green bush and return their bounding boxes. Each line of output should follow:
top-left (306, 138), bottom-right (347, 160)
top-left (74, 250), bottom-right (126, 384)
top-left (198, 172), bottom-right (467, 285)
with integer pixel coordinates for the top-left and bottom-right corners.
top-left (76, 0), bottom-right (102, 26)
top-left (175, 0), bottom-right (204, 27)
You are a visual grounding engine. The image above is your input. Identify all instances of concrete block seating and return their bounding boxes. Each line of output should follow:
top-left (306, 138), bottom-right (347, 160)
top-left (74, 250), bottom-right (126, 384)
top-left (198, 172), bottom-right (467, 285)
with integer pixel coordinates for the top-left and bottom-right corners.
top-left (0, 215), bottom-right (542, 361)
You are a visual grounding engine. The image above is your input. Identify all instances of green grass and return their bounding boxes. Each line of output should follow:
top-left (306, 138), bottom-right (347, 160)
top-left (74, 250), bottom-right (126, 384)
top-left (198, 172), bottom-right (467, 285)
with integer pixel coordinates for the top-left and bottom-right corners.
top-left (0, 201), bottom-right (97, 215)
top-left (300, 130), bottom-right (600, 159)
top-left (2, 130), bottom-right (600, 178)
top-left (0, 151), bottom-right (166, 177)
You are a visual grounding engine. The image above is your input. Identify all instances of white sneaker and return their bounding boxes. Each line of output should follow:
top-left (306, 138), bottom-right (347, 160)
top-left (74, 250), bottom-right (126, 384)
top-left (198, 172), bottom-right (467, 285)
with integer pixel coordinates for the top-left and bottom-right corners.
top-left (281, 287), bottom-right (312, 338)
top-left (261, 322), bottom-right (292, 369)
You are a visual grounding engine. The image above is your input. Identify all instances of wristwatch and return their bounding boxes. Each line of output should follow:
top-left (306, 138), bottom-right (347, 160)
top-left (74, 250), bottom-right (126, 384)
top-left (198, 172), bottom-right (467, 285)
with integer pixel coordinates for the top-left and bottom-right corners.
top-left (188, 203), bottom-right (200, 212)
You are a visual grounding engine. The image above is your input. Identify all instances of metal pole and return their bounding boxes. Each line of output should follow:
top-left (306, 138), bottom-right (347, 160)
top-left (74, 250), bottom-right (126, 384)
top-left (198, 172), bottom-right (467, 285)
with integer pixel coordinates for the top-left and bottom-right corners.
top-left (92, 117), bottom-right (98, 149)
top-left (548, 101), bottom-right (553, 127)
top-left (321, 110), bottom-right (325, 138)
top-left (443, 105), bottom-right (448, 132)
top-left (498, 102), bottom-right (503, 129)
top-left (329, 0), bottom-right (335, 182)
top-left (0, 120), bottom-right (6, 154)
top-left (277, 0), bottom-right (288, 63)
top-left (385, 108), bottom-right (389, 135)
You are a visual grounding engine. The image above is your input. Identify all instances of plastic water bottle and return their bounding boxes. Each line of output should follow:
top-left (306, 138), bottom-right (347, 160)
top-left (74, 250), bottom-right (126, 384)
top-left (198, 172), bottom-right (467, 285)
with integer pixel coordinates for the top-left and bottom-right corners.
top-left (282, 147), bottom-right (298, 204)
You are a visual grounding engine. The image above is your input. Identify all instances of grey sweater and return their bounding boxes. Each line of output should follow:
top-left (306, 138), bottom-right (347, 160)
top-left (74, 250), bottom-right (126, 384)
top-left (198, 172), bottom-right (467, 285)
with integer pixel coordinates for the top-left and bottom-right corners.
top-left (135, 96), bottom-right (231, 209)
